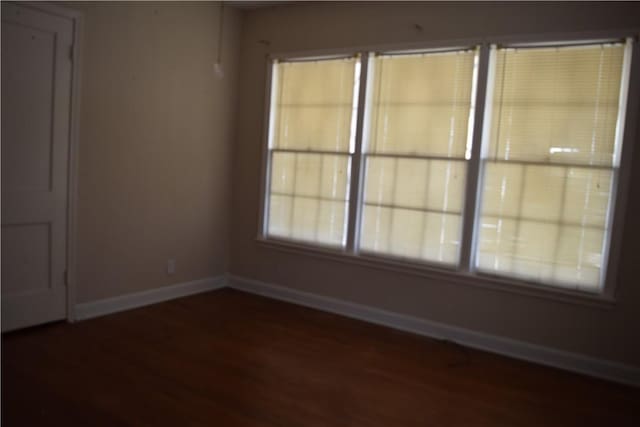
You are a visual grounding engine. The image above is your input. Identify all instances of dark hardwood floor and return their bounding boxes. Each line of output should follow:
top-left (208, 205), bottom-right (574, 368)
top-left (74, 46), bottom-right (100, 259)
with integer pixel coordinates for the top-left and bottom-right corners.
top-left (2, 288), bottom-right (639, 426)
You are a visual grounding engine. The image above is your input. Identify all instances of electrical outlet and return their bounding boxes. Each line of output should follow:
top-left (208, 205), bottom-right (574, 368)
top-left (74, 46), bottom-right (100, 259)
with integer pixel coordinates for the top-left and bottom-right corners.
top-left (214, 62), bottom-right (224, 79)
top-left (167, 259), bottom-right (176, 275)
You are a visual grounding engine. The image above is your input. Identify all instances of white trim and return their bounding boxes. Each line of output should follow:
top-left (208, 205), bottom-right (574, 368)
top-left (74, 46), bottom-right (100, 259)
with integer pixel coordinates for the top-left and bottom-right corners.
top-left (612, 38), bottom-right (633, 168)
top-left (227, 274), bottom-right (640, 387)
top-left (274, 53), bottom-right (356, 63)
top-left (75, 276), bottom-right (226, 321)
top-left (255, 237), bottom-right (616, 308)
top-left (460, 45), bottom-right (488, 271)
top-left (66, 6), bottom-right (83, 323)
top-left (345, 53), bottom-right (367, 252)
top-left (603, 37), bottom-right (639, 301)
top-left (258, 58), bottom-right (276, 237)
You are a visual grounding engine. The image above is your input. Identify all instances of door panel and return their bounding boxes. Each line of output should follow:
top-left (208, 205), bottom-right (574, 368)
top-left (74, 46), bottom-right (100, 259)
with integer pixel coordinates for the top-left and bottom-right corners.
top-left (1, 224), bottom-right (50, 294)
top-left (1, 4), bottom-right (74, 332)
top-left (1, 23), bottom-right (55, 192)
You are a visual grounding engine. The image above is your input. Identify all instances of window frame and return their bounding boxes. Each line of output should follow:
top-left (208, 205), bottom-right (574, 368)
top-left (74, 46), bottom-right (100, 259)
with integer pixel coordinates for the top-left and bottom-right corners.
top-left (256, 30), bottom-right (640, 306)
top-left (357, 47), bottom-right (480, 267)
top-left (259, 54), bottom-right (362, 249)
top-left (473, 40), bottom-right (633, 293)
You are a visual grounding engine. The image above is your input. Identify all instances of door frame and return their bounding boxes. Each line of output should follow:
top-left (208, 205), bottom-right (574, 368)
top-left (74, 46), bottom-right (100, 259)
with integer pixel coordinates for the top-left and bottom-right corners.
top-left (16, 2), bottom-right (83, 322)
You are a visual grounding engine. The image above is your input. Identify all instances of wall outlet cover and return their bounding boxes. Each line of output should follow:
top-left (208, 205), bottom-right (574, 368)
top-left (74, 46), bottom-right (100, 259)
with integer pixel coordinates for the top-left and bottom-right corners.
top-left (167, 259), bottom-right (176, 275)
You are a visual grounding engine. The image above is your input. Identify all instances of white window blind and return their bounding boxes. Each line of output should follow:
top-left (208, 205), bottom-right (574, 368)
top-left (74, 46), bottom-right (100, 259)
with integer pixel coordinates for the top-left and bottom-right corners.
top-left (359, 49), bottom-right (478, 264)
top-left (266, 57), bottom-right (360, 247)
top-left (476, 42), bottom-right (628, 291)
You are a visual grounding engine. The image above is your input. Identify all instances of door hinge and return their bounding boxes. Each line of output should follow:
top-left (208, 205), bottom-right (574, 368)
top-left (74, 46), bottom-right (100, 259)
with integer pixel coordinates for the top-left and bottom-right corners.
top-left (64, 270), bottom-right (68, 285)
top-left (69, 44), bottom-right (75, 62)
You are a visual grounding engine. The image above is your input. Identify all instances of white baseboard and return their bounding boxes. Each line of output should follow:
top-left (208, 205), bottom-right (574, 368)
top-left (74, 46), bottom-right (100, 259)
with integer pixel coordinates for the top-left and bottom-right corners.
top-left (75, 276), bottom-right (226, 321)
top-left (227, 274), bottom-right (640, 387)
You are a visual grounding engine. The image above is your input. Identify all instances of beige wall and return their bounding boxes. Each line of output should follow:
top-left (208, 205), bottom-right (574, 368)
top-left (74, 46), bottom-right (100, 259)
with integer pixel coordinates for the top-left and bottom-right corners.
top-left (230, 2), bottom-right (640, 367)
top-left (71, 2), bottom-right (241, 303)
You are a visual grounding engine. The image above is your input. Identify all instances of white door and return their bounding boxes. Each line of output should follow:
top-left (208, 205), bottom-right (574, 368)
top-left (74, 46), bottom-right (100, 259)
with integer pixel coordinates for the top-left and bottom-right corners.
top-left (1, 4), bottom-right (74, 332)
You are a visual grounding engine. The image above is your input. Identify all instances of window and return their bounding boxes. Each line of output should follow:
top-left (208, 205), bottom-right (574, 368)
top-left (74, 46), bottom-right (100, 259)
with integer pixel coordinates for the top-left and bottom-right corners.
top-left (265, 56), bottom-right (360, 247)
top-left (360, 49), bottom-right (477, 264)
top-left (261, 37), bottom-right (634, 296)
top-left (476, 42), bottom-right (628, 291)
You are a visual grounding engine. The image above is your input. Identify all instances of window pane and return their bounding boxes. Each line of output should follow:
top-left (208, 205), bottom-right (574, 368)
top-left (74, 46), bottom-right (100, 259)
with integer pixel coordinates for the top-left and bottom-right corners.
top-left (422, 212), bottom-right (462, 264)
top-left (556, 226), bottom-right (605, 290)
top-left (270, 152), bottom-right (296, 195)
top-left (360, 205), bottom-right (462, 265)
top-left (292, 154), bottom-right (322, 197)
top-left (476, 217), bottom-right (518, 273)
top-left (563, 168), bottom-right (612, 227)
top-left (291, 197), bottom-right (320, 242)
top-left (363, 157), bottom-right (398, 206)
top-left (268, 194), bottom-right (348, 247)
top-left (368, 105), bottom-right (472, 157)
top-left (268, 152), bottom-right (350, 246)
top-left (271, 58), bottom-right (358, 151)
top-left (481, 163), bottom-right (523, 217)
top-left (478, 218), bottom-right (562, 283)
top-left (361, 156), bottom-right (466, 265)
top-left (271, 152), bottom-right (350, 199)
top-left (519, 165), bottom-right (566, 221)
top-left (275, 106), bottom-right (354, 151)
top-left (477, 163), bottom-right (613, 291)
top-left (268, 194), bottom-right (293, 239)
top-left (316, 200), bottom-right (348, 246)
top-left (367, 50), bottom-right (477, 157)
top-left (360, 205), bottom-right (392, 254)
top-left (477, 41), bottom-right (627, 291)
top-left (319, 155), bottom-right (350, 200)
top-left (511, 221), bottom-right (560, 283)
top-left (363, 157), bottom-right (466, 210)
top-left (478, 220), bottom-right (604, 290)
top-left (487, 44), bottom-right (624, 166)
top-left (424, 160), bottom-right (467, 213)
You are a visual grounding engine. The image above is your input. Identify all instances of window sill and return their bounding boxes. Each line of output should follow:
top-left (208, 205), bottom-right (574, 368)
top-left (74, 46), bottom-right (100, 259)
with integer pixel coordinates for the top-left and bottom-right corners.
top-left (255, 237), bottom-right (617, 309)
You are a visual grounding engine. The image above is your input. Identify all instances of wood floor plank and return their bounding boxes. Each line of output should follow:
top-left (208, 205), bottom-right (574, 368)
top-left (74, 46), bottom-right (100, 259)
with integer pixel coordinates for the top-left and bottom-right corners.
top-left (3, 288), bottom-right (639, 426)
